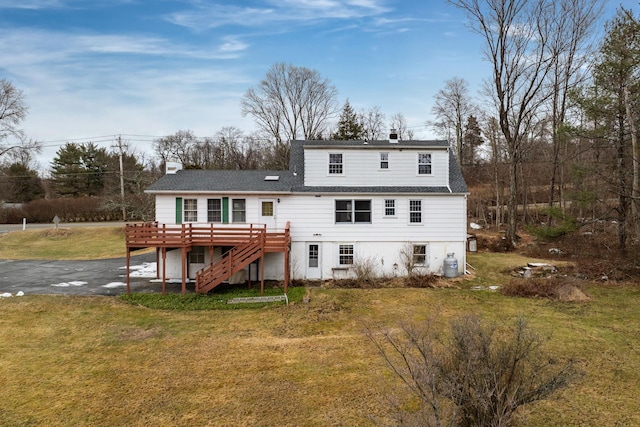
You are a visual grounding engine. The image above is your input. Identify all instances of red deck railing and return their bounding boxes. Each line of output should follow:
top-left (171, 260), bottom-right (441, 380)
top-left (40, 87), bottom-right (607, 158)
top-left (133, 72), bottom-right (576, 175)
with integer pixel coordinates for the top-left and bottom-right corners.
top-left (125, 222), bottom-right (290, 295)
top-left (125, 222), bottom-right (290, 250)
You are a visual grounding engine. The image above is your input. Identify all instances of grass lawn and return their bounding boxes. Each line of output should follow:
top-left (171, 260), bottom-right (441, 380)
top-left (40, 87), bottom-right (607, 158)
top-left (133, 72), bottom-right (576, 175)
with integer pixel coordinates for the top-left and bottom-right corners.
top-left (1, 229), bottom-right (639, 425)
top-left (0, 227), bottom-right (129, 260)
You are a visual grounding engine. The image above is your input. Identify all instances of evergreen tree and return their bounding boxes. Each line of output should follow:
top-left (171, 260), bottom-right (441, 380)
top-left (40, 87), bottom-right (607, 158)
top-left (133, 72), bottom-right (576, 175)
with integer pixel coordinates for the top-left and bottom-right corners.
top-left (0, 162), bottom-right (44, 202)
top-left (461, 115), bottom-right (483, 166)
top-left (50, 142), bottom-right (109, 197)
top-left (332, 100), bottom-right (364, 140)
top-left (587, 7), bottom-right (640, 249)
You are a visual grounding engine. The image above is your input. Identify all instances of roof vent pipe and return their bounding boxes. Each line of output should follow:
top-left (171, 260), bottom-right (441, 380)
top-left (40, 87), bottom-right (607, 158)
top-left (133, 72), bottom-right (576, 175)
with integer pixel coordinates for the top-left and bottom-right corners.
top-left (389, 129), bottom-right (399, 143)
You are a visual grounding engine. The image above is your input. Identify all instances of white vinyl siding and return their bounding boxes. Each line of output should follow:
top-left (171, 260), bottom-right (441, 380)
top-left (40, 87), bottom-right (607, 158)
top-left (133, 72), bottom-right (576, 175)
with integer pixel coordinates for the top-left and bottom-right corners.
top-left (304, 148), bottom-right (448, 187)
top-left (152, 193), bottom-right (466, 279)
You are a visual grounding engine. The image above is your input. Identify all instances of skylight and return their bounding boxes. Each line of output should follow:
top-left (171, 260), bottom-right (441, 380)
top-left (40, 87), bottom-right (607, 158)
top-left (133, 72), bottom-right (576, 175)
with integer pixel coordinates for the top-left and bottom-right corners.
top-left (264, 175), bottom-right (280, 181)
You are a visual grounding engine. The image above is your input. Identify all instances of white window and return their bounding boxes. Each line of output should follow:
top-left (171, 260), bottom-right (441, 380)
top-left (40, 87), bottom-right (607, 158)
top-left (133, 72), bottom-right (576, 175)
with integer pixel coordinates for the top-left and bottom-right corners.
top-left (339, 244), bottom-right (354, 265)
top-left (189, 246), bottom-right (205, 264)
top-left (207, 199), bottom-right (221, 223)
top-left (335, 200), bottom-right (371, 223)
top-left (413, 244), bottom-right (427, 266)
top-left (418, 153), bottom-right (432, 175)
top-left (329, 153), bottom-right (343, 174)
top-left (184, 199), bottom-right (197, 222)
top-left (380, 152), bottom-right (389, 169)
top-left (409, 200), bottom-right (422, 224)
top-left (384, 199), bottom-right (395, 217)
top-left (232, 199), bottom-right (246, 223)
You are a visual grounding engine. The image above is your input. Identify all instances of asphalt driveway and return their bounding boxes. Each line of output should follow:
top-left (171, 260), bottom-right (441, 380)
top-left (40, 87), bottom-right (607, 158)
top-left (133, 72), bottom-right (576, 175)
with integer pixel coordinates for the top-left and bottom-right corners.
top-left (0, 252), bottom-right (181, 296)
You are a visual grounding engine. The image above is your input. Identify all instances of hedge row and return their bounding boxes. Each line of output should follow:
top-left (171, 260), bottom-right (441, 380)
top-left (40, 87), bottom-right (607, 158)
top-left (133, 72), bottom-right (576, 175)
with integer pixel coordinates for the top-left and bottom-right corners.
top-left (0, 197), bottom-right (131, 224)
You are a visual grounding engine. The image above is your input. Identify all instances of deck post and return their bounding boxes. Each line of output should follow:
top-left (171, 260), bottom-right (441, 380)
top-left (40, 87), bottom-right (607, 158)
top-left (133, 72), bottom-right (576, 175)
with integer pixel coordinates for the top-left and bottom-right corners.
top-left (284, 246), bottom-right (289, 294)
top-left (155, 247), bottom-right (160, 279)
top-left (284, 222), bottom-right (290, 294)
top-left (181, 247), bottom-right (187, 295)
top-left (260, 253), bottom-right (265, 295)
top-left (126, 247), bottom-right (131, 295)
top-left (162, 247), bottom-right (167, 295)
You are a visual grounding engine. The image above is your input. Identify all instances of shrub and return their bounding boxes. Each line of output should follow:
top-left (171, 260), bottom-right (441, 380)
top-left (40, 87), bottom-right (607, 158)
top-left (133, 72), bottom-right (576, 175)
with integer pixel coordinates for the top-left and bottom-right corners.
top-left (351, 255), bottom-right (379, 283)
top-left (369, 314), bottom-right (577, 427)
top-left (501, 277), bottom-right (590, 302)
top-left (526, 207), bottom-right (578, 240)
top-left (403, 273), bottom-right (439, 288)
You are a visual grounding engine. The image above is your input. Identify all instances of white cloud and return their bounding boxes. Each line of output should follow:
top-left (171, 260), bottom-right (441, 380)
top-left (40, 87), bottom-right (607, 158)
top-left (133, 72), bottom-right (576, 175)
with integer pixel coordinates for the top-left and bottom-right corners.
top-left (165, 0), bottom-right (391, 30)
top-left (0, 0), bottom-right (136, 10)
top-left (0, 0), bottom-right (65, 9)
top-left (219, 37), bottom-right (249, 53)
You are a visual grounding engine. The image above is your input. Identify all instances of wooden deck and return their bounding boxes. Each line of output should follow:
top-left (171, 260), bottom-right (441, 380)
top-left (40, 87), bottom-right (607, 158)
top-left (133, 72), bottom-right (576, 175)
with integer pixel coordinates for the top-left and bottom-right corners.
top-left (124, 222), bottom-right (291, 295)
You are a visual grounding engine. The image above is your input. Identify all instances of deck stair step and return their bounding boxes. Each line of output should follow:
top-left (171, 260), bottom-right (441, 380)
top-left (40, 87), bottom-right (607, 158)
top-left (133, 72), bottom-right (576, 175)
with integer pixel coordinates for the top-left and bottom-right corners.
top-left (195, 232), bottom-right (265, 294)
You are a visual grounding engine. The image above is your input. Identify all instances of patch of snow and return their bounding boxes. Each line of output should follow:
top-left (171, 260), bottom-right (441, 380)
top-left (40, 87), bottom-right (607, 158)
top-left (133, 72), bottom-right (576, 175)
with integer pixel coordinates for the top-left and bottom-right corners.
top-left (51, 281), bottom-right (88, 287)
top-left (102, 282), bottom-right (127, 289)
top-left (1, 292), bottom-right (12, 298)
top-left (16, 291), bottom-right (24, 296)
top-left (120, 262), bottom-right (157, 278)
top-left (488, 286), bottom-right (500, 290)
top-left (470, 222), bottom-right (482, 229)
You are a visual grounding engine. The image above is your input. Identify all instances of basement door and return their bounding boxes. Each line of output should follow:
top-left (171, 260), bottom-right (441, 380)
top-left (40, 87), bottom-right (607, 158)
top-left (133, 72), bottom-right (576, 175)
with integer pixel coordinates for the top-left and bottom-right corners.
top-left (306, 243), bottom-right (322, 280)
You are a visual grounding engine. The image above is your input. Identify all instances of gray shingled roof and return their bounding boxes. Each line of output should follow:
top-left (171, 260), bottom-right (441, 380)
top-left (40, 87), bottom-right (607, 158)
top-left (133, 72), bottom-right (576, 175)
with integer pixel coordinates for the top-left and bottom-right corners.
top-left (146, 170), bottom-right (297, 193)
top-left (147, 140), bottom-right (469, 194)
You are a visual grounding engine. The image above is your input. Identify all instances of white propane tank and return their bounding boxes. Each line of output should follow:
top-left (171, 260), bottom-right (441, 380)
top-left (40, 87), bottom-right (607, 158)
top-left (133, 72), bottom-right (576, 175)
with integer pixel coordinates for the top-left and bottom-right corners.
top-left (443, 253), bottom-right (459, 278)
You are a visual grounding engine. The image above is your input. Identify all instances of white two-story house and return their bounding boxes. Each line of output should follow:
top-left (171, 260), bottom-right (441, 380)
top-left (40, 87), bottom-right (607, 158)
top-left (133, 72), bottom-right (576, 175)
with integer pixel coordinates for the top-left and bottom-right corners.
top-left (124, 137), bottom-right (469, 294)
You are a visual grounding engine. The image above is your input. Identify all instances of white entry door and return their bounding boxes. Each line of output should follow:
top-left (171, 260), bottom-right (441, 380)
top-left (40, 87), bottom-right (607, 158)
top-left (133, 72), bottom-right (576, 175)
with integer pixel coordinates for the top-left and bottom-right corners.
top-left (306, 243), bottom-right (322, 279)
top-left (260, 199), bottom-right (277, 229)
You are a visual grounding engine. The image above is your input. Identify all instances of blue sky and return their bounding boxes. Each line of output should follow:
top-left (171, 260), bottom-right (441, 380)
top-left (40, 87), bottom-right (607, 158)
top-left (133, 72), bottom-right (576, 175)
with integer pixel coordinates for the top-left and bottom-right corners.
top-left (0, 0), bottom-right (635, 167)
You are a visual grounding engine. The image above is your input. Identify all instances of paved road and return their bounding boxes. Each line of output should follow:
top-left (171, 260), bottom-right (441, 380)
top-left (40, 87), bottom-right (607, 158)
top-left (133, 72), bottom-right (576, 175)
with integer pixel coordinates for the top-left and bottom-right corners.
top-left (0, 252), bottom-right (187, 296)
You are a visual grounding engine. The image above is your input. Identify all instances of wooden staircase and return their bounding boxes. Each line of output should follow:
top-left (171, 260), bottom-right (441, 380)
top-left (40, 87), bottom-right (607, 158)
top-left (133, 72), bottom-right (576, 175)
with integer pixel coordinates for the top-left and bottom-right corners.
top-left (125, 222), bottom-right (290, 295)
top-left (195, 229), bottom-right (265, 294)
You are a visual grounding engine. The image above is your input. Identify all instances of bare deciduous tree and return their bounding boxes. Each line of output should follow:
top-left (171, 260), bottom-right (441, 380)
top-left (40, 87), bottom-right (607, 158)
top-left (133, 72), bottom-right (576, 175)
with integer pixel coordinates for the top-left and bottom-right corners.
top-left (546, 0), bottom-right (602, 220)
top-left (153, 130), bottom-right (198, 168)
top-left (430, 77), bottom-right (478, 164)
top-left (360, 105), bottom-right (386, 140)
top-left (241, 63), bottom-right (338, 167)
top-left (0, 79), bottom-right (39, 159)
top-left (390, 112), bottom-right (414, 140)
top-left (449, 0), bottom-right (559, 247)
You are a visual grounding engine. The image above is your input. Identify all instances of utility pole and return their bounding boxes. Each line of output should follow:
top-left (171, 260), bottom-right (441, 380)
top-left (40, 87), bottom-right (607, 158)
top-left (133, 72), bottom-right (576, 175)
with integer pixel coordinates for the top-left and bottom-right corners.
top-left (116, 135), bottom-right (126, 221)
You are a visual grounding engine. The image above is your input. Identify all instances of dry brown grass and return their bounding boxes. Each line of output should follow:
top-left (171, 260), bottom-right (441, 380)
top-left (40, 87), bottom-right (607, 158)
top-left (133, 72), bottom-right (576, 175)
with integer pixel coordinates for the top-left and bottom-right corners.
top-left (0, 226), bottom-right (131, 259)
top-left (1, 278), bottom-right (640, 426)
top-left (501, 277), bottom-right (590, 302)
